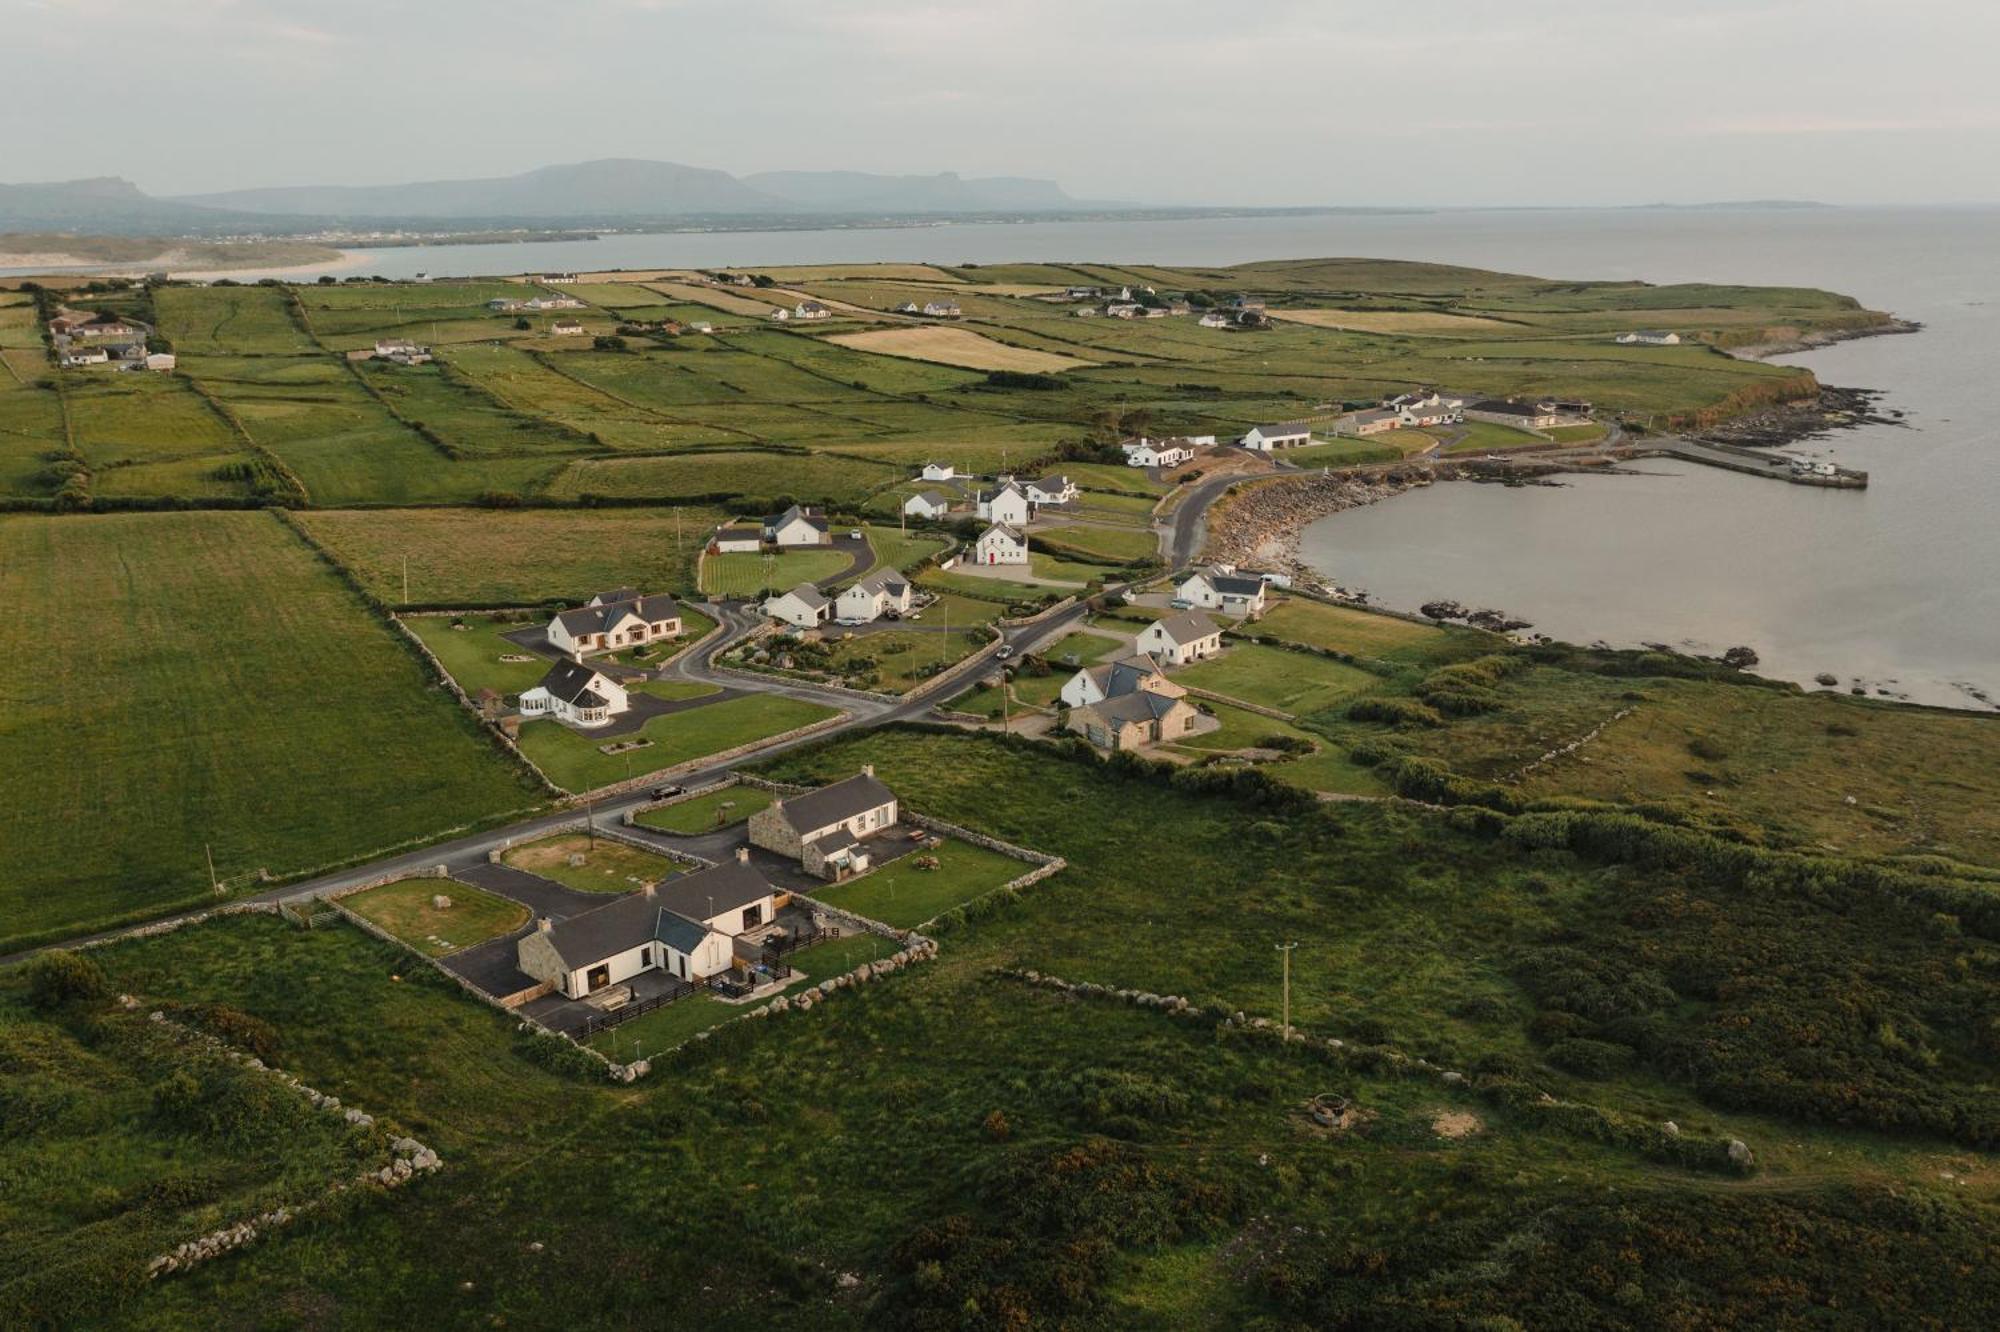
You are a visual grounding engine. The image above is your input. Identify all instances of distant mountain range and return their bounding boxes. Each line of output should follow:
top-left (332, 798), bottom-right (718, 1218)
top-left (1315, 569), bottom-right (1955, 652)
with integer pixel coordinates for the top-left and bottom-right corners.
top-left (0, 160), bottom-right (1118, 234)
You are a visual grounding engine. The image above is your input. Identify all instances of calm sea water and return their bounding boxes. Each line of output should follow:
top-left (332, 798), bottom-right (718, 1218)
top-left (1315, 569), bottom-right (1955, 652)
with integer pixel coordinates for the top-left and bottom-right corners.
top-left (25, 206), bottom-right (1994, 705)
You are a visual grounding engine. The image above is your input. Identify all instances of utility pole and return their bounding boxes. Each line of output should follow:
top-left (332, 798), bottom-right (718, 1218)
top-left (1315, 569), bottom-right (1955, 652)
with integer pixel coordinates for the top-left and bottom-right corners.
top-left (1276, 941), bottom-right (1298, 1042)
top-left (205, 842), bottom-right (219, 897)
top-left (402, 554), bottom-right (409, 607)
top-left (586, 798), bottom-right (597, 849)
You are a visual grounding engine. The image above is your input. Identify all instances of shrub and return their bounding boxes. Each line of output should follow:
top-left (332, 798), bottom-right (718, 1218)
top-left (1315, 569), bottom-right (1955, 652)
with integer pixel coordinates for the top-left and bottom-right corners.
top-left (1545, 1037), bottom-right (1635, 1079)
top-left (1346, 696), bottom-right (1443, 728)
top-left (24, 950), bottom-right (108, 1010)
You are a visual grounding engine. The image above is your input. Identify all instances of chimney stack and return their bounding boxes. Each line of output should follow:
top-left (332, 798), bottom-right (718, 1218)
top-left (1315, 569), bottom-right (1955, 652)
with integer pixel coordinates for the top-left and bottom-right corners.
top-left (643, 881), bottom-right (656, 898)
top-left (536, 916), bottom-right (553, 933)
top-left (861, 763), bottom-right (875, 778)
top-left (735, 846), bottom-right (751, 864)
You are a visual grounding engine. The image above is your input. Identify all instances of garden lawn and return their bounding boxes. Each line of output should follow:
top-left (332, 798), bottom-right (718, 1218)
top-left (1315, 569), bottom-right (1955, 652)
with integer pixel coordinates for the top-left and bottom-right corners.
top-left (862, 523), bottom-right (950, 575)
top-left (501, 833), bottom-right (679, 894)
top-left (517, 694), bottom-right (839, 792)
top-left (1442, 420), bottom-right (1546, 454)
top-left (701, 548), bottom-right (850, 598)
top-left (1034, 522), bottom-right (1159, 565)
top-left (811, 839), bottom-right (1027, 928)
top-left (1172, 642), bottom-right (1378, 715)
top-left (0, 512), bottom-right (538, 952)
top-left (339, 878), bottom-right (528, 956)
top-left (820, 625), bottom-right (988, 693)
top-left (785, 930), bottom-right (900, 979)
top-left (635, 785), bottom-right (778, 834)
top-left (585, 990), bottom-right (735, 1056)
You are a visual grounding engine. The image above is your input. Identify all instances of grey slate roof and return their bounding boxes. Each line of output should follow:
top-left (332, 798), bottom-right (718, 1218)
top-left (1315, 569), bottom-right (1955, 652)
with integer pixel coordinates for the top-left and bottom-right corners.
top-left (1207, 573), bottom-right (1266, 597)
top-left (777, 581), bottom-right (830, 611)
top-left (1081, 653), bottom-right (1167, 699)
top-left (774, 772), bottom-right (897, 835)
top-left (1150, 610), bottom-right (1221, 646)
top-left (655, 858), bottom-right (779, 924)
top-left (765, 504), bottom-right (829, 532)
top-left (1251, 420), bottom-right (1310, 436)
top-left (848, 570), bottom-right (908, 598)
top-left (538, 878), bottom-right (753, 970)
top-left (1091, 691), bottom-right (1184, 726)
top-left (554, 591), bottom-right (679, 638)
top-left (911, 489), bottom-right (950, 508)
top-left (533, 658), bottom-right (610, 706)
top-left (1468, 398), bottom-right (1547, 417)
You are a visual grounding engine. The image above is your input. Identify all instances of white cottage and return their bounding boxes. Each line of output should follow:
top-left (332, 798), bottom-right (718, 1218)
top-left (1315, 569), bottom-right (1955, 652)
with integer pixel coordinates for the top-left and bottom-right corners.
top-left (518, 659), bottom-right (630, 728)
top-left (764, 504), bottom-right (830, 547)
top-left (975, 482), bottom-right (1032, 527)
top-left (920, 461), bottom-right (959, 482)
top-left (1059, 653), bottom-right (1182, 709)
top-left (1024, 475), bottom-right (1077, 506)
top-left (1240, 421), bottom-right (1313, 451)
top-left (764, 582), bottom-right (832, 629)
top-left (1177, 568), bottom-right (1268, 617)
top-left (973, 523), bottom-right (1029, 566)
top-left (514, 855), bottom-right (778, 998)
top-left (1135, 610), bottom-right (1223, 666)
top-left (835, 570), bottom-right (914, 624)
top-left (903, 489), bottom-right (953, 520)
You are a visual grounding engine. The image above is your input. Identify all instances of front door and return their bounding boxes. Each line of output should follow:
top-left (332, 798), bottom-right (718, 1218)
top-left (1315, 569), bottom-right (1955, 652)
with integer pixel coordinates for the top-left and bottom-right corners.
top-left (586, 965), bottom-right (609, 992)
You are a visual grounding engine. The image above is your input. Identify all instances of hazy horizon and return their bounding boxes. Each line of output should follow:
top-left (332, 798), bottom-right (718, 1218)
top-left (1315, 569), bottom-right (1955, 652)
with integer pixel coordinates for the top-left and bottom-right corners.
top-left (5, 0), bottom-right (1998, 208)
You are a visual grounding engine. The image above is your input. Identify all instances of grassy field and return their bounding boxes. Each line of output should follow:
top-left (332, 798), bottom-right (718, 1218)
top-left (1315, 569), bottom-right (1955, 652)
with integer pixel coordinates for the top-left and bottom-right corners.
top-left (827, 326), bottom-right (1095, 372)
top-left (14, 721), bottom-right (2000, 1327)
top-left (634, 785), bottom-right (778, 834)
top-left (860, 522), bottom-right (949, 574)
top-left (700, 547), bottom-right (851, 597)
top-left (818, 623), bottom-right (989, 693)
top-left (1172, 643), bottom-right (1380, 717)
top-left (1272, 308), bottom-right (1525, 335)
top-left (517, 694), bottom-right (840, 792)
top-left (1442, 420), bottom-right (1548, 454)
top-left (811, 838), bottom-right (1028, 928)
top-left (1033, 520), bottom-right (1159, 564)
top-left (547, 449), bottom-right (898, 503)
top-left (296, 506), bottom-right (724, 605)
top-left (500, 832), bottom-right (679, 893)
top-left (0, 512), bottom-right (538, 951)
top-left (339, 877), bottom-right (528, 955)
top-left (1253, 596), bottom-right (1459, 661)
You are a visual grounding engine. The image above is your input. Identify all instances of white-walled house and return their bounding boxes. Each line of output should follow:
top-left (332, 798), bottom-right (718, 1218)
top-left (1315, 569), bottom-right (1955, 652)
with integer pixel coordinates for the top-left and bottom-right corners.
top-left (1177, 568), bottom-right (1268, 617)
top-left (1335, 408), bottom-right (1400, 437)
top-left (1465, 398), bottom-right (1565, 430)
top-left (793, 301), bottom-right (832, 321)
top-left (515, 856), bottom-right (777, 998)
top-left (835, 570), bottom-right (914, 624)
top-left (1616, 330), bottom-right (1682, 345)
top-left (920, 461), bottom-right (959, 482)
top-left (903, 489), bottom-right (953, 520)
top-left (1059, 653), bottom-right (1183, 709)
top-left (1136, 610), bottom-right (1223, 666)
top-left (975, 482), bottom-right (1032, 527)
top-left (764, 505), bottom-right (830, 547)
top-left (518, 659), bottom-right (630, 728)
top-left (764, 582), bottom-right (832, 629)
top-left (1122, 437), bottom-right (1196, 468)
top-left (973, 523), bottom-right (1029, 566)
top-left (1241, 421), bottom-right (1313, 451)
top-left (748, 766), bottom-right (899, 879)
top-left (1024, 474), bottom-right (1077, 506)
top-left (710, 522), bottom-right (764, 554)
top-left (550, 318), bottom-right (585, 336)
top-left (547, 590), bottom-right (683, 657)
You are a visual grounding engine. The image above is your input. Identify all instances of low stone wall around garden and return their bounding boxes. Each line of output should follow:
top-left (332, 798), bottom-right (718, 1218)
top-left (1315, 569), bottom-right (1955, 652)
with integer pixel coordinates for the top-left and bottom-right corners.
top-left (562, 707), bottom-right (854, 804)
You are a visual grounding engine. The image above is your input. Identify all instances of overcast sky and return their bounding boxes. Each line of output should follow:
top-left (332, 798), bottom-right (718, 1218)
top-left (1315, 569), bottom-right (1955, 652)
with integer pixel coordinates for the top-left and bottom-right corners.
top-left (6, 0), bottom-right (1997, 206)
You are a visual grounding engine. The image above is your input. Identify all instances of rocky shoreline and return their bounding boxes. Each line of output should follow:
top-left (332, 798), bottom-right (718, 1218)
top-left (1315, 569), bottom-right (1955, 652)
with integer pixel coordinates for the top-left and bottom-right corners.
top-left (1686, 383), bottom-right (1903, 449)
top-left (1203, 465), bottom-right (1456, 590)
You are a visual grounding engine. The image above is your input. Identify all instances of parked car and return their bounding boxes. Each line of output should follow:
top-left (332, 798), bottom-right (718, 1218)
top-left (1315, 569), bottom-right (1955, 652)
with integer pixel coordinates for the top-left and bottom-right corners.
top-left (994, 644), bottom-right (1015, 661)
top-left (651, 784), bottom-right (684, 800)
top-left (1170, 597), bottom-right (1194, 609)
top-left (848, 528), bottom-right (863, 540)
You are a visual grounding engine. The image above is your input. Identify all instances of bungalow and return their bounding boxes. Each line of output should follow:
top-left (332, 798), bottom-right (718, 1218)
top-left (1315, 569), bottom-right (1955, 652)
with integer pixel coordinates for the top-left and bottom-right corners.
top-left (547, 589), bottom-right (683, 657)
top-left (373, 338), bottom-right (434, 364)
top-left (748, 766), bottom-right (899, 879)
top-left (764, 504), bottom-right (830, 547)
top-left (710, 522), bottom-right (764, 554)
top-left (1023, 474), bottom-right (1076, 506)
top-left (1059, 652), bottom-right (1183, 709)
top-left (1064, 285), bottom-right (1101, 300)
top-left (69, 313), bottom-right (144, 340)
top-left (919, 461), bottom-right (959, 482)
top-left (1068, 690), bottom-right (1199, 752)
top-left (1240, 421), bottom-right (1313, 451)
top-left (763, 582), bottom-right (832, 629)
top-left (538, 272), bottom-right (580, 285)
top-left (921, 299), bottom-right (961, 318)
top-left (487, 298), bottom-right (527, 313)
top-left (550, 318), bottom-right (585, 336)
top-left (515, 854), bottom-right (778, 998)
top-left (1616, 330), bottom-right (1681, 345)
top-left (59, 345), bottom-right (109, 368)
top-left (975, 481), bottom-right (1032, 527)
top-left (142, 351), bottom-right (177, 373)
top-left (1465, 398), bottom-right (1564, 430)
top-left (518, 658), bottom-right (630, 728)
top-left (793, 300), bottom-right (832, 321)
top-left (1198, 311), bottom-right (1232, 329)
top-left (688, 321), bottom-right (715, 334)
top-left (894, 301), bottom-right (922, 315)
top-left (835, 570), bottom-right (914, 624)
top-left (1394, 393), bottom-right (1463, 427)
top-left (1177, 567), bottom-right (1268, 617)
top-left (1122, 437), bottom-right (1196, 468)
top-left (973, 523), bottom-right (1029, 566)
top-left (1104, 301), bottom-right (1143, 318)
top-left (1072, 306), bottom-right (1101, 318)
top-left (767, 307), bottom-right (792, 322)
top-left (903, 489), bottom-right (953, 520)
top-left (1135, 610), bottom-right (1223, 666)
top-left (1335, 408), bottom-right (1401, 437)
top-left (523, 295), bottom-right (585, 311)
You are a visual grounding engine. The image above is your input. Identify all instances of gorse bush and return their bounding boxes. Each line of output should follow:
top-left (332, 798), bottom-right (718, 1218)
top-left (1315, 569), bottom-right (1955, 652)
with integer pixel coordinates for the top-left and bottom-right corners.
top-left (24, 950), bottom-right (108, 1010)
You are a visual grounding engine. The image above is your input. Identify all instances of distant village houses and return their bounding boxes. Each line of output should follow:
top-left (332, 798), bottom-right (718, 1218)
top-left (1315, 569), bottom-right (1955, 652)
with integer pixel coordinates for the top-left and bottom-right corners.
top-left (1616, 330), bottom-right (1682, 345)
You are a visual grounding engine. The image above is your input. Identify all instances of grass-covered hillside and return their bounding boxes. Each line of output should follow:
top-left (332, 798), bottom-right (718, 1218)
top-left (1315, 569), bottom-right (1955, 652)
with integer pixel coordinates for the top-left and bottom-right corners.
top-left (9, 727), bottom-right (2000, 1327)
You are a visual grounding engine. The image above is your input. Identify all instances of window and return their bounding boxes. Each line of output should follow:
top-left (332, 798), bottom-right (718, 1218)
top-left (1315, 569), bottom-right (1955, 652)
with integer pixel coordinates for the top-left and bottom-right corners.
top-left (742, 903), bottom-right (763, 930)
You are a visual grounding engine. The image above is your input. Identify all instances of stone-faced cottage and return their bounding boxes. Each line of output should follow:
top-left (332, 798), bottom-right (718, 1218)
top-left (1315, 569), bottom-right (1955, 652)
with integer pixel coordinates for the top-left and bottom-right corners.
top-left (747, 767), bottom-right (899, 879)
